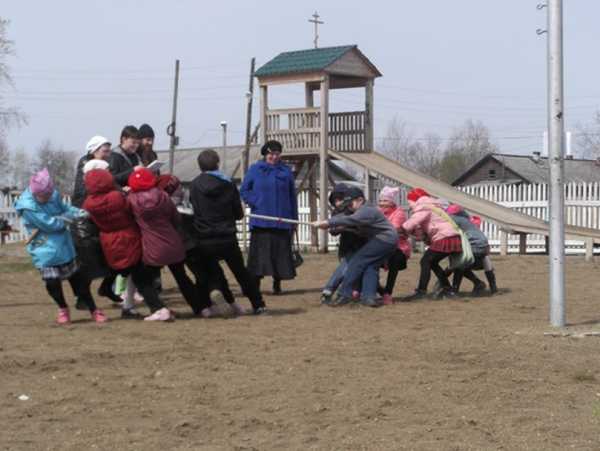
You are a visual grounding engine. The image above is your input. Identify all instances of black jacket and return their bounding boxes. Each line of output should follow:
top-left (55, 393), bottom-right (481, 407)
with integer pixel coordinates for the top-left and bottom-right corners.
top-left (189, 173), bottom-right (243, 242)
top-left (71, 154), bottom-right (91, 208)
top-left (108, 147), bottom-right (140, 187)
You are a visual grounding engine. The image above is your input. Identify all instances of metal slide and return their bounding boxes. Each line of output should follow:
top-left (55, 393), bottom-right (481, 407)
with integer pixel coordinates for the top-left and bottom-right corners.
top-left (330, 149), bottom-right (600, 243)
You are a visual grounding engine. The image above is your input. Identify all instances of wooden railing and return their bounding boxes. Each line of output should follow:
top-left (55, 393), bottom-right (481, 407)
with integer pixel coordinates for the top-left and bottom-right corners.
top-left (328, 111), bottom-right (367, 152)
top-left (266, 108), bottom-right (368, 153)
top-left (266, 107), bottom-right (321, 153)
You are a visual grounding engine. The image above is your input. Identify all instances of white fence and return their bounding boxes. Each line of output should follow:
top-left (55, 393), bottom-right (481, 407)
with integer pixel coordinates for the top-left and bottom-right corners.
top-left (3, 182), bottom-right (600, 254)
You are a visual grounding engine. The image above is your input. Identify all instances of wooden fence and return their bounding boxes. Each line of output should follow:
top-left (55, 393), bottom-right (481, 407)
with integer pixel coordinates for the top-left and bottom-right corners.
top-left (3, 182), bottom-right (600, 254)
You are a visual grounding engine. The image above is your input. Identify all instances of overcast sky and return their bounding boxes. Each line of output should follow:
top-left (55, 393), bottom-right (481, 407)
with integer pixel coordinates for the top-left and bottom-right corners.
top-left (2, 0), bottom-right (600, 156)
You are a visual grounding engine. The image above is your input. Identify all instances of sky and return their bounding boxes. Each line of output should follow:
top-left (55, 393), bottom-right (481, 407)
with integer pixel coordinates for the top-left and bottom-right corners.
top-left (2, 0), bottom-right (600, 157)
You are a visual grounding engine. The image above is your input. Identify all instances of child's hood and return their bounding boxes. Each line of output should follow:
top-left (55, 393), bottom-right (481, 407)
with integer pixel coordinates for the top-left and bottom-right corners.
top-left (84, 169), bottom-right (115, 195)
top-left (413, 196), bottom-right (442, 212)
top-left (14, 189), bottom-right (59, 213)
top-left (130, 187), bottom-right (169, 213)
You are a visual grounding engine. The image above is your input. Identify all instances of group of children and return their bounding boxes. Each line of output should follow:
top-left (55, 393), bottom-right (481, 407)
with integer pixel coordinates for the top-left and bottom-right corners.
top-left (16, 125), bottom-right (265, 325)
top-left (15, 125), bottom-right (498, 324)
top-left (317, 185), bottom-right (498, 307)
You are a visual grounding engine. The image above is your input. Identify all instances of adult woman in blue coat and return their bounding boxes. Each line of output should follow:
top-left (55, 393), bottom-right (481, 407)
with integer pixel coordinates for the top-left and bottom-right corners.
top-left (15, 168), bottom-right (107, 324)
top-left (240, 140), bottom-right (298, 294)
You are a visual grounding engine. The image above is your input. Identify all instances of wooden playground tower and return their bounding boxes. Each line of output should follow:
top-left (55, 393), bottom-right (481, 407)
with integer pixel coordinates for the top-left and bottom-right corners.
top-left (255, 45), bottom-right (382, 251)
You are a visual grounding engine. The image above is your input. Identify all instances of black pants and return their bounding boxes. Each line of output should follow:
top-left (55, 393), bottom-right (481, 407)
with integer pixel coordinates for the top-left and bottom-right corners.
top-left (116, 262), bottom-right (164, 312)
top-left (191, 240), bottom-right (264, 311)
top-left (45, 270), bottom-right (97, 311)
top-left (383, 249), bottom-right (407, 295)
top-left (148, 262), bottom-right (199, 313)
top-left (418, 249), bottom-right (452, 291)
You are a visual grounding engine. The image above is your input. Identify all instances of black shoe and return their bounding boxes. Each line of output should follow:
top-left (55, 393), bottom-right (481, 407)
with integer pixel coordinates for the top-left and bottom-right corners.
top-left (401, 290), bottom-right (428, 302)
top-left (472, 280), bottom-right (486, 296)
top-left (320, 292), bottom-right (333, 305)
top-left (121, 308), bottom-right (143, 319)
top-left (253, 306), bottom-right (267, 315)
top-left (75, 297), bottom-right (87, 311)
top-left (435, 287), bottom-right (457, 300)
top-left (97, 286), bottom-right (123, 305)
top-left (272, 279), bottom-right (282, 295)
top-left (360, 298), bottom-right (381, 308)
top-left (332, 295), bottom-right (352, 307)
top-left (484, 271), bottom-right (498, 295)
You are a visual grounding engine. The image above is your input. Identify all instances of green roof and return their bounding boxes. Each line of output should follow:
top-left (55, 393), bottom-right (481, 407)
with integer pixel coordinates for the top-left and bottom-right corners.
top-left (255, 45), bottom-right (356, 77)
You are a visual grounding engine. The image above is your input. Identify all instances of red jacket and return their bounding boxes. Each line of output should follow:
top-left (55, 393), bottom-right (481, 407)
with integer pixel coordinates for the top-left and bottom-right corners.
top-left (379, 205), bottom-right (411, 258)
top-left (83, 170), bottom-right (142, 270)
top-left (127, 187), bottom-right (185, 266)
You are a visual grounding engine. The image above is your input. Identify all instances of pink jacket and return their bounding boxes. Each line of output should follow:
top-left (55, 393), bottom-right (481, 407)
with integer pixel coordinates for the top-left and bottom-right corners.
top-left (380, 206), bottom-right (411, 258)
top-left (402, 196), bottom-right (459, 244)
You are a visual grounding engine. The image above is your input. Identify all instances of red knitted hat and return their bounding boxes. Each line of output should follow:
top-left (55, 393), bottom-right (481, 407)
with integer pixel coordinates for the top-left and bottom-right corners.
top-left (128, 168), bottom-right (156, 192)
top-left (407, 188), bottom-right (429, 202)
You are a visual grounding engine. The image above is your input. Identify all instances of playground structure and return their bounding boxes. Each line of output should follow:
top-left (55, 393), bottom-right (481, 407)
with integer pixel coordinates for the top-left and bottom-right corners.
top-left (253, 44), bottom-right (600, 257)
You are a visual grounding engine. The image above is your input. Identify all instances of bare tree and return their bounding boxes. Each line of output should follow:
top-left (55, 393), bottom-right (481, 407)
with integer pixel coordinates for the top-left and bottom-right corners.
top-left (439, 119), bottom-right (498, 183)
top-left (35, 140), bottom-right (77, 194)
top-left (10, 146), bottom-right (31, 190)
top-left (0, 136), bottom-right (10, 187)
top-left (0, 18), bottom-right (24, 134)
top-left (575, 110), bottom-right (600, 158)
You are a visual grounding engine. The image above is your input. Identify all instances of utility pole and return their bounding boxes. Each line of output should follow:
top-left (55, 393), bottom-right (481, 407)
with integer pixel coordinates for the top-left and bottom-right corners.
top-left (242, 57), bottom-right (256, 175)
top-left (220, 120), bottom-right (228, 175)
top-left (308, 12), bottom-right (324, 48)
top-left (167, 59), bottom-right (180, 174)
top-left (546, 0), bottom-right (566, 327)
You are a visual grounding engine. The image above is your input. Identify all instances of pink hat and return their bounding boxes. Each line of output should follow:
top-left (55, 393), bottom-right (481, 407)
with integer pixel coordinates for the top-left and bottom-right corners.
top-left (446, 204), bottom-right (463, 215)
top-left (379, 186), bottom-right (400, 204)
top-left (29, 168), bottom-right (54, 195)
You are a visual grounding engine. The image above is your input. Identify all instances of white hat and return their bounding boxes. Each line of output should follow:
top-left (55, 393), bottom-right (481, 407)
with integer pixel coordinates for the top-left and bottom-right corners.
top-left (83, 159), bottom-right (109, 174)
top-left (86, 135), bottom-right (111, 155)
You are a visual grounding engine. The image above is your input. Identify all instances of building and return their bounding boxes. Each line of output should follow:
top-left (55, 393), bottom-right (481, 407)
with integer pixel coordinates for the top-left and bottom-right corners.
top-left (452, 153), bottom-right (600, 187)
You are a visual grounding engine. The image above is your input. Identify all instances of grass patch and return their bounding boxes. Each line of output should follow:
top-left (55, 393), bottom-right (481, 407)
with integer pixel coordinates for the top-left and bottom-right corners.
top-left (593, 402), bottom-right (600, 420)
top-left (573, 371), bottom-right (597, 383)
top-left (0, 261), bottom-right (34, 273)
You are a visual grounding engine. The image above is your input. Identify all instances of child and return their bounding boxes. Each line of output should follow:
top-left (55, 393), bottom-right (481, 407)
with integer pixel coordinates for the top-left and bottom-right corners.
top-left (83, 167), bottom-right (172, 321)
top-left (315, 187), bottom-right (398, 307)
top-left (189, 149), bottom-right (266, 315)
top-left (445, 204), bottom-right (497, 295)
top-left (401, 188), bottom-right (462, 301)
top-left (15, 168), bottom-right (107, 324)
top-left (320, 184), bottom-right (367, 305)
top-left (377, 186), bottom-right (411, 305)
top-left (127, 168), bottom-right (200, 314)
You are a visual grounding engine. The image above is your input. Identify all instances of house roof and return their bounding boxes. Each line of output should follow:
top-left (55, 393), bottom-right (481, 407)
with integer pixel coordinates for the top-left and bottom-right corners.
top-left (452, 153), bottom-right (600, 186)
top-left (255, 45), bottom-right (381, 78)
top-left (155, 146), bottom-right (357, 185)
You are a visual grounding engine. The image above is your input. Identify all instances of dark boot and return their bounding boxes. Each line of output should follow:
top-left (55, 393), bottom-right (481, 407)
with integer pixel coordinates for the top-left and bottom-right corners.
top-left (452, 272), bottom-right (463, 293)
top-left (272, 278), bottom-right (282, 295)
top-left (485, 270), bottom-right (498, 294)
top-left (401, 289), bottom-right (428, 302)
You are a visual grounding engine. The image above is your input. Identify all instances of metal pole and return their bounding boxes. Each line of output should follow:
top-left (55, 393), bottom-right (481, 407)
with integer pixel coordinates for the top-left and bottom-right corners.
top-left (220, 121), bottom-right (227, 175)
top-left (547, 0), bottom-right (566, 327)
top-left (168, 59), bottom-right (180, 174)
top-left (243, 57), bottom-right (255, 175)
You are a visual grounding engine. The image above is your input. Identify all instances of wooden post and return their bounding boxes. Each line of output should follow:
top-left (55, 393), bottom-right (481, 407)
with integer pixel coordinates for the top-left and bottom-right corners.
top-left (500, 231), bottom-right (508, 256)
top-left (242, 57), bottom-right (255, 175)
top-left (518, 233), bottom-right (527, 255)
top-left (259, 84), bottom-right (268, 145)
top-left (305, 83), bottom-right (314, 107)
top-left (365, 79), bottom-right (374, 151)
top-left (308, 159), bottom-right (319, 251)
top-left (318, 76), bottom-right (329, 253)
top-left (168, 59), bottom-right (180, 174)
top-left (544, 235), bottom-right (550, 255)
top-left (363, 166), bottom-right (370, 201)
top-left (585, 237), bottom-right (594, 262)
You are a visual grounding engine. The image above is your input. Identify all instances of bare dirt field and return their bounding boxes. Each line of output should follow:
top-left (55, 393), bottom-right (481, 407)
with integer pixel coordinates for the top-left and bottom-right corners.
top-left (2, 244), bottom-right (600, 450)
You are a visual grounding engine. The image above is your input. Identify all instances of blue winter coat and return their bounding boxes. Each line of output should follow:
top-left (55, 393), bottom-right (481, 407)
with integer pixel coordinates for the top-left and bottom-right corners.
top-left (14, 189), bottom-right (84, 269)
top-left (240, 160), bottom-right (298, 230)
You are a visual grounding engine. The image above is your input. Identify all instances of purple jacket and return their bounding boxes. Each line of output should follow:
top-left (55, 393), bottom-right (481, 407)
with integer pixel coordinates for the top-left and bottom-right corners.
top-left (127, 187), bottom-right (185, 266)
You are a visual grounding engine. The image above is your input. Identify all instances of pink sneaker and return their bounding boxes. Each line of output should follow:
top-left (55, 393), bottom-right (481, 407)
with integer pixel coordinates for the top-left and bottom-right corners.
top-left (230, 302), bottom-right (247, 315)
top-left (56, 308), bottom-right (70, 325)
top-left (133, 291), bottom-right (144, 304)
top-left (200, 307), bottom-right (213, 318)
top-left (144, 307), bottom-right (173, 322)
top-left (91, 309), bottom-right (108, 323)
top-left (382, 294), bottom-right (393, 305)
top-left (352, 290), bottom-right (360, 300)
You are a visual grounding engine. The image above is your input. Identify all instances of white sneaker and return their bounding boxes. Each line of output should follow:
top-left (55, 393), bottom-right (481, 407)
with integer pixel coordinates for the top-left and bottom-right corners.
top-left (144, 307), bottom-right (173, 322)
top-left (209, 290), bottom-right (229, 316)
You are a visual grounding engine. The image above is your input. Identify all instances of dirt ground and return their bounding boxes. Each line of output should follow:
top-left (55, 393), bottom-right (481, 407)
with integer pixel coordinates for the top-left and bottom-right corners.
top-left (2, 245), bottom-right (600, 451)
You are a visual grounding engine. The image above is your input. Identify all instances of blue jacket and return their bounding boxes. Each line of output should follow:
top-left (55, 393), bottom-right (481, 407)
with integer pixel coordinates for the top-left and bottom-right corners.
top-left (240, 160), bottom-right (298, 230)
top-left (14, 189), bottom-right (84, 269)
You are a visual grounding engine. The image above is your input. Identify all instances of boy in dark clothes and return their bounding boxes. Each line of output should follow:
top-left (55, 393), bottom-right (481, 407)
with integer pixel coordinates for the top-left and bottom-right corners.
top-left (188, 149), bottom-right (266, 315)
top-left (108, 125), bottom-right (142, 187)
top-left (320, 184), bottom-right (367, 305)
top-left (315, 187), bottom-right (398, 307)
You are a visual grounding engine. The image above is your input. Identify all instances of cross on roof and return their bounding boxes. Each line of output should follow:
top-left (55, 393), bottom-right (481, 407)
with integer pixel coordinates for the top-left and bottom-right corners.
top-left (308, 11), bottom-right (324, 48)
